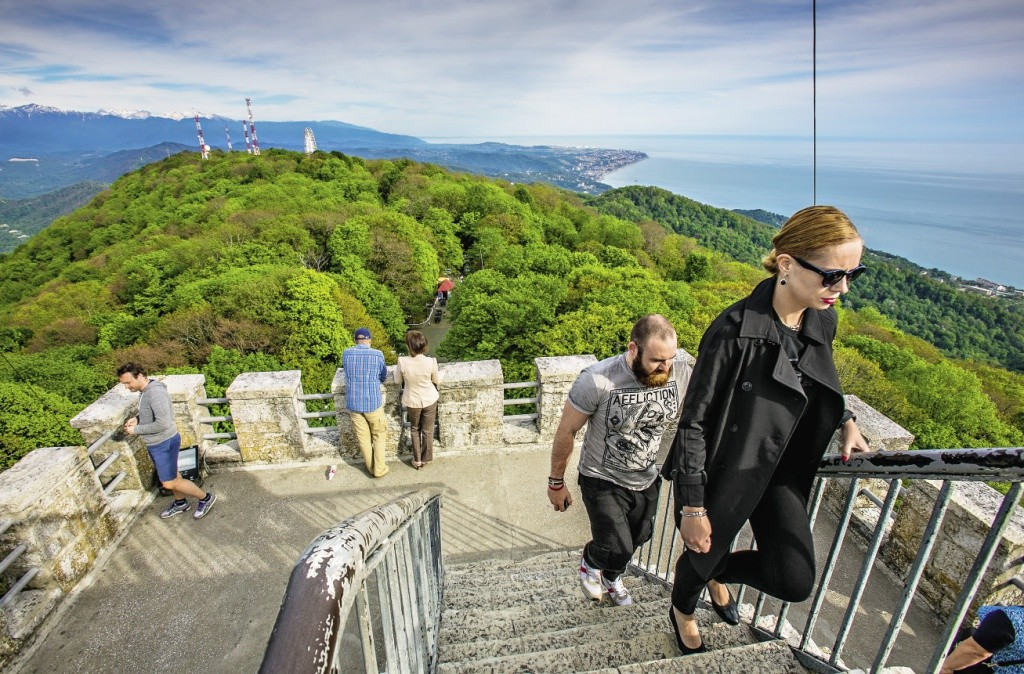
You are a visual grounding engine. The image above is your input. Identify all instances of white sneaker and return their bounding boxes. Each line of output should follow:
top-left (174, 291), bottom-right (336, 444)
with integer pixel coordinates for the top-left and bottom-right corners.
top-left (579, 554), bottom-right (603, 600)
top-left (602, 575), bottom-right (634, 606)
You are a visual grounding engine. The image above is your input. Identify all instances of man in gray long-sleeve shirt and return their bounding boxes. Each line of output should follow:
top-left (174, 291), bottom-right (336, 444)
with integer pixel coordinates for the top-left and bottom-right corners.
top-left (117, 363), bottom-right (217, 520)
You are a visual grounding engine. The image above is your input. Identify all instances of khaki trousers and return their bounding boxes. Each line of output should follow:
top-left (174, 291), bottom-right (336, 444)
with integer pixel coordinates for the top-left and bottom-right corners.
top-left (349, 407), bottom-right (388, 477)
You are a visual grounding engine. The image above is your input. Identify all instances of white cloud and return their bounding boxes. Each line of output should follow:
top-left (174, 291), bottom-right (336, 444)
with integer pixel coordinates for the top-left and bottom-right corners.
top-left (0, 0), bottom-right (1020, 140)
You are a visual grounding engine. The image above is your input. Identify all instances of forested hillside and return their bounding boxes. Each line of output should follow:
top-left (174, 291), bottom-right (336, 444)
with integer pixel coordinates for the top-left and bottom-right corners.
top-left (1, 149), bottom-right (1022, 470)
top-left (588, 186), bottom-right (1024, 371)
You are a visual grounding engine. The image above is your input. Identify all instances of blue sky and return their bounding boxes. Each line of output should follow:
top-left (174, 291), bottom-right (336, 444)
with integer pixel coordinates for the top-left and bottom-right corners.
top-left (1, 0), bottom-right (1022, 143)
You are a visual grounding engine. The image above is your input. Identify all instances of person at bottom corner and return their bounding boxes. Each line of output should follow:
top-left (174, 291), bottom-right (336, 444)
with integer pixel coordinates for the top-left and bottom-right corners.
top-left (342, 327), bottom-right (389, 478)
top-left (117, 363), bottom-right (217, 520)
top-left (941, 605), bottom-right (1024, 673)
top-left (547, 314), bottom-right (688, 607)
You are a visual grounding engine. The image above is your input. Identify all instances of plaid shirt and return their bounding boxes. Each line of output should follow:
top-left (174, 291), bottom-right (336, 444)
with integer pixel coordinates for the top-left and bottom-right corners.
top-left (342, 344), bottom-right (387, 413)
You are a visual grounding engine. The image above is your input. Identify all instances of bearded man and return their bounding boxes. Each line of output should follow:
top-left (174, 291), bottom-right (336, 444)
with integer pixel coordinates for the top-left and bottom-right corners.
top-left (547, 314), bottom-right (689, 605)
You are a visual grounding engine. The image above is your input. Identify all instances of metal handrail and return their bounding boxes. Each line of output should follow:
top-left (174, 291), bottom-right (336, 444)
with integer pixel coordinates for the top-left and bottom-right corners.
top-left (501, 381), bottom-right (539, 423)
top-left (502, 381), bottom-right (538, 390)
top-left (631, 447), bottom-right (1024, 674)
top-left (260, 490), bottom-right (443, 674)
top-left (196, 397), bottom-right (237, 442)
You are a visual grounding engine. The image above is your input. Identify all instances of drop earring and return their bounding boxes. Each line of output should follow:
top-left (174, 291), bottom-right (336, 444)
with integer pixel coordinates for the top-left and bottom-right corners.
top-left (780, 276), bottom-right (787, 286)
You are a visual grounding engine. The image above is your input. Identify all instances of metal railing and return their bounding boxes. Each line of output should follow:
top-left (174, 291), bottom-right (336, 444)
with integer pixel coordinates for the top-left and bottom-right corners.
top-left (196, 397), bottom-right (237, 442)
top-left (260, 490), bottom-right (443, 674)
top-left (631, 447), bottom-right (1024, 674)
top-left (502, 380), bottom-right (539, 422)
top-left (298, 392), bottom-right (338, 434)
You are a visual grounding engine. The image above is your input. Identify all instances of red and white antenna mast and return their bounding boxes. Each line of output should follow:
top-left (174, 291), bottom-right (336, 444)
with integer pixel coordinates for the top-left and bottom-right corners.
top-left (194, 115), bottom-right (210, 160)
top-left (246, 97), bottom-right (261, 156)
top-left (241, 121), bottom-right (251, 154)
top-left (225, 125), bottom-right (233, 151)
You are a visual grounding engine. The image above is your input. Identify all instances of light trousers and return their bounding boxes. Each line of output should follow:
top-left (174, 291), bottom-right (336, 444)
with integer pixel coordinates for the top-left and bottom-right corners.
top-left (349, 407), bottom-right (388, 477)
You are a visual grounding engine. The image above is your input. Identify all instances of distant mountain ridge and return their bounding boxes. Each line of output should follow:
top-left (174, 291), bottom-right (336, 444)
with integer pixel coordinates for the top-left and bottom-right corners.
top-left (0, 104), bottom-right (646, 200)
top-left (0, 103), bottom-right (425, 157)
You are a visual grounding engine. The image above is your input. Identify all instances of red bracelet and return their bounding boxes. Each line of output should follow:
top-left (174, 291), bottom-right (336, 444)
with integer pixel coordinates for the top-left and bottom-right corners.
top-left (548, 483), bottom-right (565, 491)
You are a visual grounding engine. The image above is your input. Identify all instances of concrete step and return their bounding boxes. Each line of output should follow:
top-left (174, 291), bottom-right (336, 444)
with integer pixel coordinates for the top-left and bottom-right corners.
top-left (440, 613), bottom-right (670, 663)
top-left (439, 607), bottom-right (761, 664)
top-left (440, 583), bottom-right (670, 635)
top-left (579, 639), bottom-right (810, 674)
top-left (444, 573), bottom-right (656, 611)
top-left (444, 559), bottom-right (582, 590)
top-left (445, 550), bottom-right (576, 577)
top-left (440, 596), bottom-right (758, 652)
top-left (437, 631), bottom-right (680, 674)
top-left (441, 596), bottom-right (675, 643)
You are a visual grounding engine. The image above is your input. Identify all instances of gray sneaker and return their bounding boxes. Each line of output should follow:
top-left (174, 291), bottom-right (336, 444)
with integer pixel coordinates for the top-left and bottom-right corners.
top-left (160, 499), bottom-right (190, 519)
top-left (194, 492), bottom-right (217, 519)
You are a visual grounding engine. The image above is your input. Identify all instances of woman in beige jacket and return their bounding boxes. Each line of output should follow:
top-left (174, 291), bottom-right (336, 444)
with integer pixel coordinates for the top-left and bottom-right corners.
top-left (395, 330), bottom-right (441, 468)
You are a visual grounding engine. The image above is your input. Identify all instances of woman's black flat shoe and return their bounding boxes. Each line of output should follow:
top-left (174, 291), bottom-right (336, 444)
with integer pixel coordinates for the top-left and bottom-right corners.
top-left (710, 589), bottom-right (740, 626)
top-left (669, 608), bottom-right (707, 655)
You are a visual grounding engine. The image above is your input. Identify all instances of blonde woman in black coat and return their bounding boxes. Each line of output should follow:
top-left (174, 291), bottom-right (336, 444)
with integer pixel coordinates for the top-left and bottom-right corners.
top-left (663, 205), bottom-right (871, 654)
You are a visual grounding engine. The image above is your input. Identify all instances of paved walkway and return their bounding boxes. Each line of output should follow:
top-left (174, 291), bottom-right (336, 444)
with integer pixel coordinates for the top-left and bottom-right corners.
top-left (11, 449), bottom-right (591, 674)
top-left (10, 447), bottom-right (945, 674)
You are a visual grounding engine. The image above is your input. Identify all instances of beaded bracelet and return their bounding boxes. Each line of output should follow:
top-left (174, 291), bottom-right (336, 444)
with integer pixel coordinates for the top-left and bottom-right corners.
top-left (680, 509), bottom-right (708, 518)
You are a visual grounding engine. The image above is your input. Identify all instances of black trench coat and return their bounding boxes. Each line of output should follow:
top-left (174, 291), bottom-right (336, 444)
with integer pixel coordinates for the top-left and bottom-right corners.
top-left (661, 276), bottom-right (848, 579)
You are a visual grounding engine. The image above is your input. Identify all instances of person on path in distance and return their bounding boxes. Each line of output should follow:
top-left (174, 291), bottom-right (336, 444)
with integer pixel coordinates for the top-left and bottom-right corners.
top-left (343, 327), bottom-right (389, 478)
top-left (394, 330), bottom-right (441, 469)
top-left (117, 363), bottom-right (217, 520)
top-left (547, 314), bottom-right (689, 606)
top-left (664, 205), bottom-right (870, 655)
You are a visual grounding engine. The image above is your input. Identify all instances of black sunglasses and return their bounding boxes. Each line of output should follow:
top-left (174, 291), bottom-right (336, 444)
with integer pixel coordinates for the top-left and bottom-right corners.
top-left (793, 257), bottom-right (867, 287)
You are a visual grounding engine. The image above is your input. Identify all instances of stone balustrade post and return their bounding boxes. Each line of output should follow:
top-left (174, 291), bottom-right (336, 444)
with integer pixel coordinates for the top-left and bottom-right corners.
top-left (436, 360), bottom-right (504, 450)
top-left (226, 371), bottom-right (308, 463)
top-left (70, 385), bottom-right (154, 491)
top-left (160, 374), bottom-right (208, 452)
top-left (0, 446), bottom-right (111, 600)
top-left (535, 355), bottom-right (597, 441)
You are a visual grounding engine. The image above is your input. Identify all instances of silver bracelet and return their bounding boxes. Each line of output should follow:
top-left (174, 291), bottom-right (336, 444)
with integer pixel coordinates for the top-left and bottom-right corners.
top-left (680, 509), bottom-right (708, 518)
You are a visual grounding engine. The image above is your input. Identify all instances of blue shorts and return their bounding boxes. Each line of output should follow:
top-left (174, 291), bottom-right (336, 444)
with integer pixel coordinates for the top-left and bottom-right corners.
top-left (148, 434), bottom-right (182, 483)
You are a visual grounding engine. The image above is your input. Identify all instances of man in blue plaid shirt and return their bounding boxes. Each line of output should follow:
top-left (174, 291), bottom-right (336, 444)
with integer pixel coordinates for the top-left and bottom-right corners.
top-left (342, 327), bottom-right (389, 477)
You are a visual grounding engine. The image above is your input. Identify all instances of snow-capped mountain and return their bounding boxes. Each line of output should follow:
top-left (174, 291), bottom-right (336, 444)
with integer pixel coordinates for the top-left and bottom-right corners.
top-left (0, 103), bottom-right (424, 158)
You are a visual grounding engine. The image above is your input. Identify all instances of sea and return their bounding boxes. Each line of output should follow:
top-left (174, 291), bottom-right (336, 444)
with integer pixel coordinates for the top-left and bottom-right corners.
top-left (425, 134), bottom-right (1024, 289)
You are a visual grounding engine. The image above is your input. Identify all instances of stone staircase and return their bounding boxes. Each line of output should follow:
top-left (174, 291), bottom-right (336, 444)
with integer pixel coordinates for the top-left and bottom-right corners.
top-left (437, 550), bottom-right (811, 674)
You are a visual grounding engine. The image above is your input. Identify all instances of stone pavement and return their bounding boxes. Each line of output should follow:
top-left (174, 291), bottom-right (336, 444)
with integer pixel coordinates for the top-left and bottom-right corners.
top-left (10, 448), bottom-right (592, 674)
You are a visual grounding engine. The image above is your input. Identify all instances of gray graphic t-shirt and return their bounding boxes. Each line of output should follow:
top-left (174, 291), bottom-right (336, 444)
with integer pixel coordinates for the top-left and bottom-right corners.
top-left (568, 353), bottom-right (686, 490)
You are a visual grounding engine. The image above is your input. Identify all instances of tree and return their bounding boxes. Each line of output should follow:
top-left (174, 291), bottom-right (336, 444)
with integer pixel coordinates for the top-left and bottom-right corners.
top-left (0, 381), bottom-right (83, 471)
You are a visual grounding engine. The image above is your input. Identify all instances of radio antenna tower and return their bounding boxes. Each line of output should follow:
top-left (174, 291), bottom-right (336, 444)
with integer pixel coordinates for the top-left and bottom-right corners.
top-left (303, 128), bottom-right (317, 155)
top-left (225, 125), bottom-right (233, 151)
top-left (241, 121), bottom-right (251, 154)
top-left (194, 115), bottom-right (210, 160)
top-left (245, 97), bottom-right (261, 156)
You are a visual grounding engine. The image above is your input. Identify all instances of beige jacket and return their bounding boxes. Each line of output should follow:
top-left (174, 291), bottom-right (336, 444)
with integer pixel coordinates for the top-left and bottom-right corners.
top-left (395, 355), bottom-right (441, 408)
